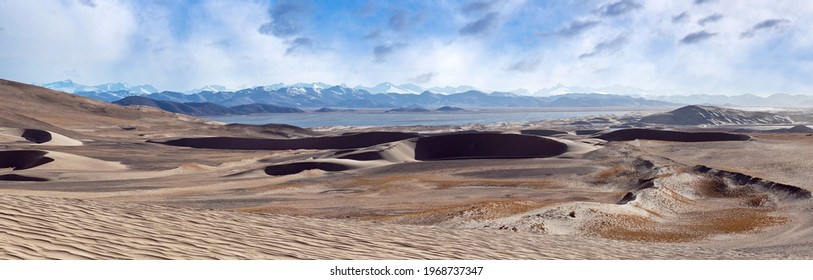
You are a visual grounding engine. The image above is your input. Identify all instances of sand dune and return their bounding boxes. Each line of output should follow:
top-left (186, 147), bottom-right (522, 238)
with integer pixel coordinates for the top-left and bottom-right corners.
top-left (261, 133), bottom-right (578, 176)
top-left (0, 150), bottom-right (125, 172)
top-left (0, 194), bottom-right (797, 259)
top-left (596, 129), bottom-right (750, 142)
top-left (640, 105), bottom-right (792, 125)
top-left (0, 127), bottom-right (83, 146)
top-left (694, 165), bottom-right (811, 199)
top-left (151, 131), bottom-right (419, 150)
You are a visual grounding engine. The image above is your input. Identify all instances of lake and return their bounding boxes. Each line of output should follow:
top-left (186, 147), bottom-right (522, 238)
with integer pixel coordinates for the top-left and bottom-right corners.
top-left (203, 109), bottom-right (653, 128)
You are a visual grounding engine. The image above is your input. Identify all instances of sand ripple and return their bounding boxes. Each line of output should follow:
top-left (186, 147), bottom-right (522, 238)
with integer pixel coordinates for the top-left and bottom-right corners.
top-left (0, 194), bottom-right (798, 259)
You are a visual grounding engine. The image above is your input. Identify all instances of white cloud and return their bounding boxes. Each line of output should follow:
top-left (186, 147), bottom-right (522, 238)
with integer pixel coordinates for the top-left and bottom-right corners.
top-left (0, 1), bottom-right (136, 84)
top-left (0, 0), bottom-right (810, 95)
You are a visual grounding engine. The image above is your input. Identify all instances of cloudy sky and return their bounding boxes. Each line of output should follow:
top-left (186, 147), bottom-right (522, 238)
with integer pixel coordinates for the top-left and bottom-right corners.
top-left (0, 0), bottom-right (811, 95)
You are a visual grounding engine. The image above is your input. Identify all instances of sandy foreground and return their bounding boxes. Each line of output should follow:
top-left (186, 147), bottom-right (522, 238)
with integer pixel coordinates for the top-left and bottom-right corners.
top-left (0, 194), bottom-right (801, 259)
top-left (2, 79), bottom-right (813, 259)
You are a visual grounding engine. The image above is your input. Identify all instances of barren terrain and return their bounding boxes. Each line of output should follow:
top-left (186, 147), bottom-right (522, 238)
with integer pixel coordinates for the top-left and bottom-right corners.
top-left (2, 79), bottom-right (813, 259)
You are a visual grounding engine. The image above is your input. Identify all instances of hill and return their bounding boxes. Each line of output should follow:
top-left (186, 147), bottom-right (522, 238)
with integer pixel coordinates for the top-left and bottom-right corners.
top-left (0, 79), bottom-right (314, 140)
top-left (436, 106), bottom-right (465, 111)
top-left (0, 79), bottom-right (197, 136)
top-left (640, 105), bottom-right (793, 125)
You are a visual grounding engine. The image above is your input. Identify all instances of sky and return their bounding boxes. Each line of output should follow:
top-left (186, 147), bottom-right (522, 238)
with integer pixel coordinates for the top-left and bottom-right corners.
top-left (0, 0), bottom-right (811, 95)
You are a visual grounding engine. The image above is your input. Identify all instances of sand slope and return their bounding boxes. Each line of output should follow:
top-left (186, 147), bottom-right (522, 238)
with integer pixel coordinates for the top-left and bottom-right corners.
top-left (0, 127), bottom-right (83, 146)
top-left (0, 150), bottom-right (125, 172)
top-left (0, 194), bottom-right (796, 260)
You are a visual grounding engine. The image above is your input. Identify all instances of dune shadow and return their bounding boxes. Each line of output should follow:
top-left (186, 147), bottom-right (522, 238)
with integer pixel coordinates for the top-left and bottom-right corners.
top-left (596, 129), bottom-right (750, 142)
top-left (20, 129), bottom-right (53, 144)
top-left (0, 174), bottom-right (49, 182)
top-left (264, 162), bottom-right (350, 176)
top-left (0, 150), bottom-right (55, 170)
top-left (151, 132), bottom-right (419, 150)
top-left (413, 133), bottom-right (568, 160)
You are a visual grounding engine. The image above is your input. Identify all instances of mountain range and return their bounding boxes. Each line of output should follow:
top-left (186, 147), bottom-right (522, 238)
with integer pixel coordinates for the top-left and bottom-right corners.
top-left (38, 80), bottom-right (673, 109)
top-left (38, 80), bottom-right (813, 109)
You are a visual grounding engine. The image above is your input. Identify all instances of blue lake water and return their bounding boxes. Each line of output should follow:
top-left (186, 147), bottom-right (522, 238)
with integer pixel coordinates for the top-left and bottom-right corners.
top-left (203, 110), bottom-right (646, 128)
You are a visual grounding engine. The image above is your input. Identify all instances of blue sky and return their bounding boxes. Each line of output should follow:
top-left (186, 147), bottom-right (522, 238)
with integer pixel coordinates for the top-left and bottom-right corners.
top-left (0, 0), bottom-right (811, 95)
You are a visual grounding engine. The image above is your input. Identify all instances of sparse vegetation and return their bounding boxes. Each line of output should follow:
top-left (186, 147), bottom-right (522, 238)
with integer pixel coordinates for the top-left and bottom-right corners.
top-left (592, 164), bottom-right (638, 185)
top-left (589, 209), bottom-right (787, 243)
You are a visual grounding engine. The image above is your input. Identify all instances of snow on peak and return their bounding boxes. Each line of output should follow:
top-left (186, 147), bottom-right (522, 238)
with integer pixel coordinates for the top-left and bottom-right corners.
top-left (531, 83), bottom-right (657, 97)
top-left (187, 85), bottom-right (228, 94)
top-left (425, 85), bottom-right (480, 95)
top-left (355, 82), bottom-right (420, 94)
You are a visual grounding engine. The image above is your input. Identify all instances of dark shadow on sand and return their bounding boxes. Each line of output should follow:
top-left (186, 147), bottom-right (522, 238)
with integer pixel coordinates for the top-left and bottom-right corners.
top-left (596, 129), bottom-right (750, 142)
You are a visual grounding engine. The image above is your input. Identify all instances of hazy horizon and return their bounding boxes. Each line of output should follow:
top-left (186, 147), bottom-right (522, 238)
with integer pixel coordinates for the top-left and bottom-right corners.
top-left (1, 0), bottom-right (812, 95)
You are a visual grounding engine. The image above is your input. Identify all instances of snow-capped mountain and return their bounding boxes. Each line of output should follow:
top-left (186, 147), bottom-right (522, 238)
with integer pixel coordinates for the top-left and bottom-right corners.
top-left (355, 82), bottom-right (420, 94)
top-left (531, 83), bottom-right (657, 97)
top-left (187, 85), bottom-right (229, 94)
top-left (352, 83), bottom-right (484, 95)
top-left (289, 82), bottom-right (333, 90)
top-left (92, 82), bottom-right (159, 95)
top-left (39, 80), bottom-right (698, 108)
top-left (425, 85), bottom-right (480, 94)
top-left (262, 83), bottom-right (287, 91)
top-left (40, 80), bottom-right (92, 93)
top-left (397, 83), bottom-right (425, 94)
top-left (510, 88), bottom-right (531, 95)
top-left (40, 80), bottom-right (158, 95)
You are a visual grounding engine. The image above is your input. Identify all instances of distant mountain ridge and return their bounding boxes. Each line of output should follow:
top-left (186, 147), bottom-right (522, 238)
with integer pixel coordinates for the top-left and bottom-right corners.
top-left (40, 80), bottom-right (159, 94)
top-left (40, 81), bottom-right (676, 109)
top-left (40, 80), bottom-right (813, 108)
top-left (49, 80), bottom-right (811, 109)
top-left (113, 96), bottom-right (302, 116)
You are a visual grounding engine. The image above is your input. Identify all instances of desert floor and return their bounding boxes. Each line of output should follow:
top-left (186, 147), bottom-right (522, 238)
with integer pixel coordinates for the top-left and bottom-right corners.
top-left (3, 80), bottom-right (813, 259)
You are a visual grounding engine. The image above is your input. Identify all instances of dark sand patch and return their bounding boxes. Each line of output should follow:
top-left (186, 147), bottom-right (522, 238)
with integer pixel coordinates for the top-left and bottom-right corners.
top-left (337, 151), bottom-right (385, 161)
top-left (0, 174), bottom-right (49, 182)
top-left (0, 150), bottom-right (54, 170)
top-left (151, 132), bottom-right (419, 150)
top-left (265, 162), bottom-right (350, 176)
top-left (596, 129), bottom-right (750, 142)
top-left (20, 129), bottom-right (53, 144)
top-left (454, 167), bottom-right (595, 179)
top-left (413, 133), bottom-right (568, 160)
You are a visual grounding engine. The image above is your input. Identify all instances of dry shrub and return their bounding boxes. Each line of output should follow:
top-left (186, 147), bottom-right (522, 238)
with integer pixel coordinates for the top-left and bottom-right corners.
top-left (344, 175), bottom-right (564, 190)
top-left (744, 194), bottom-right (772, 208)
top-left (377, 200), bottom-right (548, 224)
top-left (588, 208), bottom-right (787, 243)
top-left (694, 176), bottom-right (729, 197)
top-left (592, 164), bottom-right (637, 185)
